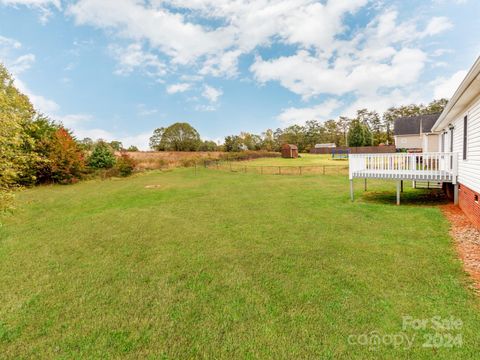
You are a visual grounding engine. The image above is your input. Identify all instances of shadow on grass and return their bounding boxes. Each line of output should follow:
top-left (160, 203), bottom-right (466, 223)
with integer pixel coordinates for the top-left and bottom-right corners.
top-left (361, 189), bottom-right (450, 206)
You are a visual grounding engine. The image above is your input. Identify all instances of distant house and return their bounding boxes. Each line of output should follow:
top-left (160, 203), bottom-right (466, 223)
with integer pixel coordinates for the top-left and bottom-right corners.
top-left (315, 143), bottom-right (336, 149)
top-left (281, 144), bottom-right (298, 158)
top-left (394, 113), bottom-right (441, 152)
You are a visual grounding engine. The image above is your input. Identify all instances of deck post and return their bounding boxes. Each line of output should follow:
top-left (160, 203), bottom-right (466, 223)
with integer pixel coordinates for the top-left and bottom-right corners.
top-left (454, 184), bottom-right (459, 205)
top-left (364, 178), bottom-right (367, 191)
top-left (401, 180), bottom-right (404, 193)
top-left (396, 181), bottom-right (401, 205)
top-left (350, 180), bottom-right (354, 202)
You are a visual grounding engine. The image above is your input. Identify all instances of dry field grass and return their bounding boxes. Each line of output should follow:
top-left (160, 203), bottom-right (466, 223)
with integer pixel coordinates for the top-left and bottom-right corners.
top-left (123, 151), bottom-right (224, 170)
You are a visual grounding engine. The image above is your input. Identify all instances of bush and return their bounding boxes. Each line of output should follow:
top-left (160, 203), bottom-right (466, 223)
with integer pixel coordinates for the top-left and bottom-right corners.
top-left (36, 128), bottom-right (85, 184)
top-left (88, 141), bottom-right (116, 169)
top-left (116, 153), bottom-right (136, 177)
top-left (180, 158), bottom-right (197, 167)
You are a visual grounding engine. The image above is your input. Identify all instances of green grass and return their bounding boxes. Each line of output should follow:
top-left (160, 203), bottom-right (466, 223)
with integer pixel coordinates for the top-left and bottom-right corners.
top-left (1, 166), bottom-right (479, 359)
top-left (246, 153), bottom-right (347, 166)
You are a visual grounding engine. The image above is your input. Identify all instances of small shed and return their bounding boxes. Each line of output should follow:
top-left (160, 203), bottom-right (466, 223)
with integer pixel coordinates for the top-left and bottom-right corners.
top-left (281, 144), bottom-right (298, 158)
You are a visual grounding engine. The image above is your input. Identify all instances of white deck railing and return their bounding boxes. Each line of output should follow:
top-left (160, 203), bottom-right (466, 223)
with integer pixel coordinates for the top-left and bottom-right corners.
top-left (349, 152), bottom-right (458, 183)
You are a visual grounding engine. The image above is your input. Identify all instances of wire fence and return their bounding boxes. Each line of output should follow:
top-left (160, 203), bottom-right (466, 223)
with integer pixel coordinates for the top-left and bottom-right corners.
top-left (198, 160), bottom-right (349, 176)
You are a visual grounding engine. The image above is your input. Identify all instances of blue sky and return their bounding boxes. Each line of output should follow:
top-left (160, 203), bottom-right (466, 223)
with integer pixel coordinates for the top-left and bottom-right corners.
top-left (0, 0), bottom-right (479, 149)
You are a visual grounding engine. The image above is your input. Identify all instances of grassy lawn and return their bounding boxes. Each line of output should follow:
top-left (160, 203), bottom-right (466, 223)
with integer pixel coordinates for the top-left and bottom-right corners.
top-left (1, 166), bottom-right (479, 358)
top-left (246, 153), bottom-right (347, 166)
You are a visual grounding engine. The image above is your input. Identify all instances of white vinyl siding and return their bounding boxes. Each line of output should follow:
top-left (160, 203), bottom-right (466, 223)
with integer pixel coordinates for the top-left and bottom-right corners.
top-left (450, 96), bottom-right (480, 194)
top-left (394, 135), bottom-right (422, 149)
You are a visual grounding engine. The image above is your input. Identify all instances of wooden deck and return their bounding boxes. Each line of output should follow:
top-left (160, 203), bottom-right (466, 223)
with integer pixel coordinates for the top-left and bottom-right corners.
top-left (351, 169), bottom-right (455, 182)
top-left (348, 152), bottom-right (459, 204)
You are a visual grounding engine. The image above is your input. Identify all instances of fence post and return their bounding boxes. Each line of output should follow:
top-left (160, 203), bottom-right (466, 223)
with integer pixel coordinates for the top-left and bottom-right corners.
top-left (299, 166), bottom-right (302, 175)
top-left (278, 166), bottom-right (281, 175)
top-left (323, 166), bottom-right (326, 175)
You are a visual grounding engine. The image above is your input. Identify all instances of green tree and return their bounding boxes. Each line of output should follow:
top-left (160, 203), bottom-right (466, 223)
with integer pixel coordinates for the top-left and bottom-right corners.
top-left (261, 129), bottom-right (276, 151)
top-left (78, 137), bottom-right (94, 151)
top-left (347, 120), bottom-right (366, 147)
top-left (425, 99), bottom-right (448, 114)
top-left (150, 123), bottom-right (201, 151)
top-left (303, 120), bottom-right (324, 150)
top-left (224, 135), bottom-right (243, 152)
top-left (198, 140), bottom-right (218, 151)
top-left (88, 141), bottom-right (116, 169)
top-left (109, 141), bottom-right (124, 151)
top-left (0, 63), bottom-right (37, 209)
top-left (337, 116), bottom-right (351, 146)
top-left (127, 145), bottom-right (139, 152)
top-left (149, 127), bottom-right (165, 151)
top-left (280, 125), bottom-right (305, 151)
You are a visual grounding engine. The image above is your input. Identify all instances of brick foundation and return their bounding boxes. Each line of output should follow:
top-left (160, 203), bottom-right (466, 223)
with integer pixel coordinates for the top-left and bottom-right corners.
top-left (458, 183), bottom-right (480, 230)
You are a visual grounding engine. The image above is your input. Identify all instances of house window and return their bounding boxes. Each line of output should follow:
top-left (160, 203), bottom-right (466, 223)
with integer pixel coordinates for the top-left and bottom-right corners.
top-left (463, 115), bottom-right (468, 160)
top-left (450, 128), bottom-right (454, 152)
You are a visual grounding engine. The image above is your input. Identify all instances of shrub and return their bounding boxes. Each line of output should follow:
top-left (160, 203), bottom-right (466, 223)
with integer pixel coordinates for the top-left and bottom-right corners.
top-left (180, 158), bottom-right (197, 167)
top-left (40, 128), bottom-right (85, 184)
top-left (88, 141), bottom-right (116, 169)
top-left (116, 153), bottom-right (136, 177)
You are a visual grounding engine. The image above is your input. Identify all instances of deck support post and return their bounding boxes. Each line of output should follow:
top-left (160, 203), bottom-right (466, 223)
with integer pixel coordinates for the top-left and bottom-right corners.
top-left (364, 178), bottom-right (367, 192)
top-left (350, 180), bottom-right (354, 202)
top-left (401, 180), bottom-right (404, 193)
top-left (396, 181), bottom-right (401, 206)
top-left (454, 184), bottom-right (459, 205)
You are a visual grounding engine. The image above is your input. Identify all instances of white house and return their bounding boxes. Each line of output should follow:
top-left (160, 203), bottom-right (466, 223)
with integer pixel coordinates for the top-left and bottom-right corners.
top-left (349, 56), bottom-right (480, 230)
top-left (431, 56), bottom-right (480, 229)
top-left (394, 113), bottom-right (441, 152)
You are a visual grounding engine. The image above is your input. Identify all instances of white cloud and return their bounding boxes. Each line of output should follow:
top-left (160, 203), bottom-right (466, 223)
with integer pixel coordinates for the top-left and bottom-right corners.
top-left (166, 82), bottom-right (191, 94)
top-left (202, 85), bottom-right (222, 103)
top-left (1, 0), bottom-right (61, 23)
top-left (109, 43), bottom-right (166, 78)
top-left (56, 113), bottom-right (92, 127)
top-left (277, 99), bottom-right (341, 126)
top-left (0, 35), bottom-right (35, 75)
top-left (421, 17), bottom-right (453, 37)
top-left (136, 103), bottom-right (159, 116)
top-left (0, 35), bottom-right (21, 49)
top-left (432, 70), bottom-right (468, 99)
top-left (195, 104), bottom-right (217, 112)
top-left (9, 53), bottom-right (35, 74)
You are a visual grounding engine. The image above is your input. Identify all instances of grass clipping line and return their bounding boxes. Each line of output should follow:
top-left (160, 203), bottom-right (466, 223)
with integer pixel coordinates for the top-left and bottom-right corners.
top-left (442, 204), bottom-right (480, 294)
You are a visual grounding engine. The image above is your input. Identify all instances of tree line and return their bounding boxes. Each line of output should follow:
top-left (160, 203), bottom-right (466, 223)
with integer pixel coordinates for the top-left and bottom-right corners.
top-left (1, 64), bottom-right (135, 211)
top-left (148, 99), bottom-right (447, 153)
top-left (1, 56), bottom-right (449, 211)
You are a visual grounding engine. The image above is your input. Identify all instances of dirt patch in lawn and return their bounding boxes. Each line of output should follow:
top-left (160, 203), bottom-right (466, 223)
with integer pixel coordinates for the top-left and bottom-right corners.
top-left (441, 204), bottom-right (480, 293)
